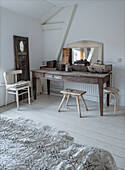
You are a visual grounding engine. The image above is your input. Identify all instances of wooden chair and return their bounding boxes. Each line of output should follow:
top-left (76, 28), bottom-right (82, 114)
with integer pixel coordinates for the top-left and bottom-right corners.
top-left (58, 89), bottom-right (88, 118)
top-left (3, 70), bottom-right (31, 110)
top-left (104, 87), bottom-right (119, 115)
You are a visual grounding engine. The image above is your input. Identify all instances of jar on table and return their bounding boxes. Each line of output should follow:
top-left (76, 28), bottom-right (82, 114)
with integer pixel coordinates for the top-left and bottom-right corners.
top-left (65, 63), bottom-right (69, 72)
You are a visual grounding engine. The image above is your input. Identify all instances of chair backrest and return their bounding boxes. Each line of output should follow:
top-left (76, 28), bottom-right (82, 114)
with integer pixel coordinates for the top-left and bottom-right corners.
top-left (3, 70), bottom-right (22, 86)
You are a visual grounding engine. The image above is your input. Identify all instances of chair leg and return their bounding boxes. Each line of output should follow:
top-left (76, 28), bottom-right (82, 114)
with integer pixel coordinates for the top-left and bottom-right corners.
top-left (5, 90), bottom-right (8, 106)
top-left (58, 94), bottom-right (67, 112)
top-left (66, 94), bottom-right (71, 106)
top-left (80, 95), bottom-right (88, 111)
top-left (16, 91), bottom-right (19, 110)
top-left (28, 87), bottom-right (30, 105)
top-left (76, 96), bottom-right (81, 118)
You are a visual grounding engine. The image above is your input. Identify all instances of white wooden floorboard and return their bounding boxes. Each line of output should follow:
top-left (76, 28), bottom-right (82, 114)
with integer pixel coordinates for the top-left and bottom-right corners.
top-left (0, 94), bottom-right (125, 170)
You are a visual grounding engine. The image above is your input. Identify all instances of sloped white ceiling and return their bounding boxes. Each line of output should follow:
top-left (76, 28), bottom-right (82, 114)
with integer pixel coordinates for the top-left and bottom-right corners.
top-left (0, 0), bottom-right (82, 19)
top-left (0, 0), bottom-right (54, 19)
top-left (0, 0), bottom-right (111, 20)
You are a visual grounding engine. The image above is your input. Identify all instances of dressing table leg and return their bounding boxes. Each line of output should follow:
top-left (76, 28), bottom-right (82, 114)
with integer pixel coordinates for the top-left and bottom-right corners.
top-left (47, 79), bottom-right (50, 95)
top-left (99, 79), bottom-right (103, 116)
top-left (32, 72), bottom-right (36, 99)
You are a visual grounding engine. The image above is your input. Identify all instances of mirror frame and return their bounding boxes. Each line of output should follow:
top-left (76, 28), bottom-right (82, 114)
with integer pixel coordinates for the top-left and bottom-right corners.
top-left (67, 40), bottom-right (103, 64)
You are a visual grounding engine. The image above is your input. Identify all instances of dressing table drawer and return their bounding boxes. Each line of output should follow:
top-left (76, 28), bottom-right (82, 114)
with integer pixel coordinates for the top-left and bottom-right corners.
top-left (45, 74), bottom-right (62, 80)
top-left (53, 75), bottom-right (62, 80)
top-left (45, 74), bottom-right (53, 79)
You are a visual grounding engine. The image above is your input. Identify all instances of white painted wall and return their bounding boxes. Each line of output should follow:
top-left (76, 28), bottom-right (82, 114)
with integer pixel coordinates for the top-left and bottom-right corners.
top-left (42, 0), bottom-right (125, 106)
top-left (0, 8), bottom-right (2, 83)
top-left (0, 8), bottom-right (42, 106)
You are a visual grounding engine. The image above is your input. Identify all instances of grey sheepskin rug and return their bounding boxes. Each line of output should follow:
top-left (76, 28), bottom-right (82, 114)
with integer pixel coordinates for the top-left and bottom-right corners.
top-left (0, 115), bottom-right (118, 170)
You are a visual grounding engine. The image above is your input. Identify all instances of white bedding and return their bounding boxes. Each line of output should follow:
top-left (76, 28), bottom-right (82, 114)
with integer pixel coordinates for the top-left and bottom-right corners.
top-left (0, 116), bottom-right (118, 170)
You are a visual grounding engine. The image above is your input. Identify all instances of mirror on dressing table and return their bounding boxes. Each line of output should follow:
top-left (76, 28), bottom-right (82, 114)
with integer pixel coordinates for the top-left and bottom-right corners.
top-left (67, 40), bottom-right (111, 73)
top-left (67, 40), bottom-right (103, 66)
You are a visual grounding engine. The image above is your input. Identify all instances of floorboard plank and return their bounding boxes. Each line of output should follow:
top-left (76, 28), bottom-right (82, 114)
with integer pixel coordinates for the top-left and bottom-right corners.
top-left (0, 94), bottom-right (125, 169)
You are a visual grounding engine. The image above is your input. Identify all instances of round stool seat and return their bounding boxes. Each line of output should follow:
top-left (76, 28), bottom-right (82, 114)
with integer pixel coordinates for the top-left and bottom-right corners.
top-left (104, 87), bottom-right (119, 93)
top-left (104, 87), bottom-right (119, 115)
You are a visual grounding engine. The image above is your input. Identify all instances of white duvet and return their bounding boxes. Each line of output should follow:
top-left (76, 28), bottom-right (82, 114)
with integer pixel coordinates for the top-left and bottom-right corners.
top-left (0, 116), bottom-right (118, 170)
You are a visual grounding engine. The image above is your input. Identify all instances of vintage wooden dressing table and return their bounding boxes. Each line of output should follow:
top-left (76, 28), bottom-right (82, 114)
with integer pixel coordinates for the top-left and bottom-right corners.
top-left (31, 69), bottom-right (111, 116)
top-left (32, 40), bottom-right (111, 116)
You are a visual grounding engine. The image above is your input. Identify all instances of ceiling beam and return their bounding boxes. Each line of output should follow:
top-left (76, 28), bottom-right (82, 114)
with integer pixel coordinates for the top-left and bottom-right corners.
top-left (56, 4), bottom-right (77, 61)
top-left (42, 22), bottom-right (64, 31)
top-left (40, 6), bottom-right (64, 25)
top-left (41, 4), bottom-right (77, 62)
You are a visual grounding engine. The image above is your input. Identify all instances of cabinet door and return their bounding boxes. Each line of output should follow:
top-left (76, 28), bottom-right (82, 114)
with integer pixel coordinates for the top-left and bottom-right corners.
top-left (13, 35), bottom-right (30, 81)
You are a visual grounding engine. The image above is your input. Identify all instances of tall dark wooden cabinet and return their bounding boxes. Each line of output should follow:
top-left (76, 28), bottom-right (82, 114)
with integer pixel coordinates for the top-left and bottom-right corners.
top-left (13, 35), bottom-right (30, 99)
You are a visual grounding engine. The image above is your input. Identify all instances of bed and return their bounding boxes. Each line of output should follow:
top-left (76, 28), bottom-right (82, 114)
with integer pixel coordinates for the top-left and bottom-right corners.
top-left (0, 115), bottom-right (118, 170)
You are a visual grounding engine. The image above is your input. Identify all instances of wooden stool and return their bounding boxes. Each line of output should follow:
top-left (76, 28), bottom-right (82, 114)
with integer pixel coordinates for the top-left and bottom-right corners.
top-left (58, 89), bottom-right (88, 118)
top-left (104, 87), bottom-right (119, 115)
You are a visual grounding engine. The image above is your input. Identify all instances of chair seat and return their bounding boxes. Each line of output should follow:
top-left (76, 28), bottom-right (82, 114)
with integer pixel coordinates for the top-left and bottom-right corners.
top-left (7, 81), bottom-right (31, 90)
top-left (104, 87), bottom-right (119, 93)
top-left (60, 89), bottom-right (86, 96)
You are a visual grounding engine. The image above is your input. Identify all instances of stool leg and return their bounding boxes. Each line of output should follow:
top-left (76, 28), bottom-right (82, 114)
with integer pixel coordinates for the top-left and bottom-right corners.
top-left (114, 94), bottom-right (117, 115)
top-left (106, 93), bottom-right (108, 106)
top-left (105, 92), bottom-right (107, 106)
top-left (111, 93), bottom-right (116, 115)
top-left (66, 94), bottom-right (71, 106)
top-left (58, 94), bottom-right (67, 112)
top-left (76, 96), bottom-right (81, 118)
top-left (80, 95), bottom-right (88, 111)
